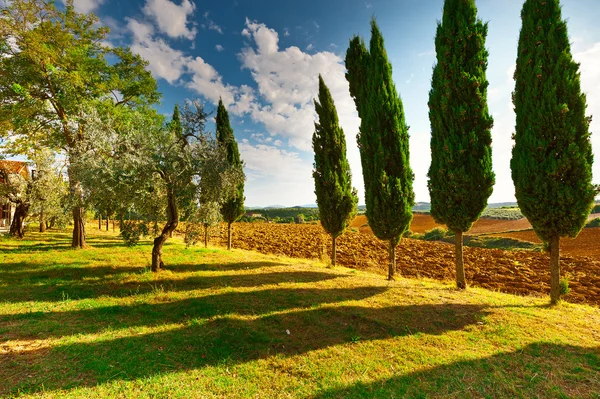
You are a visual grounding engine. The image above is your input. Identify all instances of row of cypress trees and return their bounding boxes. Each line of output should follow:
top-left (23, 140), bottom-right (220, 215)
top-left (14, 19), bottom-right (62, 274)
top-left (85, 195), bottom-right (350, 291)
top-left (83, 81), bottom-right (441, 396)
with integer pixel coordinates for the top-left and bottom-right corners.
top-left (313, 0), bottom-right (597, 305)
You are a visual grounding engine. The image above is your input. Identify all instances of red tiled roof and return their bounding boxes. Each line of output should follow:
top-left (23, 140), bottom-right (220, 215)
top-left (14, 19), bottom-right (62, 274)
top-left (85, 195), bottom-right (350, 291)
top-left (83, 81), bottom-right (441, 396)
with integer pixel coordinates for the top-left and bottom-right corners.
top-left (0, 160), bottom-right (29, 177)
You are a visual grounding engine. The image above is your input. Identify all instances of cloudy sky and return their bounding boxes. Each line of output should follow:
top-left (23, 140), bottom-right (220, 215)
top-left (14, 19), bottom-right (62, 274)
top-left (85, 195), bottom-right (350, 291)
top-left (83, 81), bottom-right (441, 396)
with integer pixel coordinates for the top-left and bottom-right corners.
top-left (67, 0), bottom-right (600, 207)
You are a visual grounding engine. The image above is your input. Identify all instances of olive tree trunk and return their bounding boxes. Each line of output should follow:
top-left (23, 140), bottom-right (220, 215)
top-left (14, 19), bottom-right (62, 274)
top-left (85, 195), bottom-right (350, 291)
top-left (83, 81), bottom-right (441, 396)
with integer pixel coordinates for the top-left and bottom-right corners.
top-left (9, 201), bottom-right (28, 238)
top-left (388, 239), bottom-right (396, 281)
top-left (106, 215), bottom-right (109, 231)
top-left (39, 210), bottom-right (46, 233)
top-left (227, 222), bottom-right (232, 250)
top-left (98, 215), bottom-right (102, 230)
top-left (68, 167), bottom-right (86, 248)
top-left (151, 189), bottom-right (179, 272)
top-left (550, 234), bottom-right (561, 305)
top-left (455, 230), bottom-right (466, 289)
top-left (204, 225), bottom-right (209, 248)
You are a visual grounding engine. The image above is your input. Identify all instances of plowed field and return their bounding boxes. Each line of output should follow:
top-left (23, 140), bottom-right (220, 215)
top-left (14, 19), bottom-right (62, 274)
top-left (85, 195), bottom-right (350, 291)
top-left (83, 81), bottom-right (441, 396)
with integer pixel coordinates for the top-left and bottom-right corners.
top-left (353, 213), bottom-right (533, 235)
top-left (219, 223), bottom-right (600, 306)
top-left (485, 228), bottom-right (600, 257)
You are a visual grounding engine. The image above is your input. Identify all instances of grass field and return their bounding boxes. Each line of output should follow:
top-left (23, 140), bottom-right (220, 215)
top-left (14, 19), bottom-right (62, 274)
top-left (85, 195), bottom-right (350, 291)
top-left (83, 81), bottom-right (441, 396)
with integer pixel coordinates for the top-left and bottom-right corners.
top-left (1, 228), bottom-right (600, 398)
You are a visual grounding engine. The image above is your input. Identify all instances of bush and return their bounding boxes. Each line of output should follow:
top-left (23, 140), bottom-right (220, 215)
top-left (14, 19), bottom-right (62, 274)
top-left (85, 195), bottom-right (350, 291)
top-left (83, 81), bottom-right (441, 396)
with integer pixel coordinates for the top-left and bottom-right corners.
top-left (423, 227), bottom-right (449, 241)
top-left (119, 221), bottom-right (149, 246)
top-left (592, 203), bottom-right (600, 213)
top-left (560, 277), bottom-right (570, 296)
top-left (586, 218), bottom-right (600, 228)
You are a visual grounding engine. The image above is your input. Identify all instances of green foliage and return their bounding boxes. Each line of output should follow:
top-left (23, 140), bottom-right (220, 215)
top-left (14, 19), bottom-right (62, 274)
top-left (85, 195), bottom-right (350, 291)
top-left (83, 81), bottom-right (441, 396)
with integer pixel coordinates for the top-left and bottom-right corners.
top-left (423, 227), bottom-right (452, 241)
top-left (428, 0), bottom-right (494, 234)
top-left (216, 99), bottom-right (245, 225)
top-left (560, 277), bottom-right (570, 296)
top-left (586, 218), bottom-right (600, 228)
top-left (481, 208), bottom-right (524, 220)
top-left (592, 204), bottom-right (600, 213)
top-left (511, 0), bottom-right (598, 242)
top-left (249, 207), bottom-right (320, 222)
top-left (312, 75), bottom-right (358, 240)
top-left (119, 221), bottom-right (149, 246)
top-left (345, 19), bottom-right (414, 245)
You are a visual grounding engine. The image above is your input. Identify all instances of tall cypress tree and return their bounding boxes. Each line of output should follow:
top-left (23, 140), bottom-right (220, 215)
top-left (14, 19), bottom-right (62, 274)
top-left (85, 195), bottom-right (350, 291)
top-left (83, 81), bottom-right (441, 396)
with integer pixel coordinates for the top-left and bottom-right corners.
top-left (512, 0), bottom-right (597, 304)
top-left (428, 0), bottom-right (494, 290)
top-left (312, 74), bottom-right (358, 266)
top-left (346, 19), bottom-right (415, 280)
top-left (216, 98), bottom-right (245, 250)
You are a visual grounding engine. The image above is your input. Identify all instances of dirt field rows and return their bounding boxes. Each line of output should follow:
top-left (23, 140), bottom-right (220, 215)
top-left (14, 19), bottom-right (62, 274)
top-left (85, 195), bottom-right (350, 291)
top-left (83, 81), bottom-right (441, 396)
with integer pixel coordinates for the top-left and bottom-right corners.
top-left (486, 228), bottom-right (600, 258)
top-left (218, 222), bottom-right (600, 306)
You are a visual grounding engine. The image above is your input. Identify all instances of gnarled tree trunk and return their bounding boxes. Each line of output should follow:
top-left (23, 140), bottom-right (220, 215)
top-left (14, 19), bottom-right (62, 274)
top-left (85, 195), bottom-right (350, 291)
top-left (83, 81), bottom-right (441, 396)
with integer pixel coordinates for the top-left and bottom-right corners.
top-left (550, 234), bottom-right (561, 305)
top-left (151, 188), bottom-right (179, 272)
top-left (9, 201), bottom-right (29, 239)
top-left (455, 230), bottom-right (466, 289)
top-left (39, 210), bottom-right (46, 233)
top-left (388, 239), bottom-right (396, 280)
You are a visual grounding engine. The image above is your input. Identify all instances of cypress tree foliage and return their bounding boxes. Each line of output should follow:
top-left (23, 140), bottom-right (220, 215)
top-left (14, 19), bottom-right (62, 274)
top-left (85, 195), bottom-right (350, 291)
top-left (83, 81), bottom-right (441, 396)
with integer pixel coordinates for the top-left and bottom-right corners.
top-left (216, 98), bottom-right (245, 250)
top-left (345, 19), bottom-right (415, 280)
top-left (428, 0), bottom-right (495, 290)
top-left (512, 0), bottom-right (597, 304)
top-left (312, 74), bottom-right (358, 266)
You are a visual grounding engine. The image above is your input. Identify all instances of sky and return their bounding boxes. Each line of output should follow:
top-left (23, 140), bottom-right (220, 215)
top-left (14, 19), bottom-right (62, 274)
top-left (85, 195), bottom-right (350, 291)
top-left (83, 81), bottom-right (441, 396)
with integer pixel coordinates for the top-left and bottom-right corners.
top-left (62, 0), bottom-right (600, 207)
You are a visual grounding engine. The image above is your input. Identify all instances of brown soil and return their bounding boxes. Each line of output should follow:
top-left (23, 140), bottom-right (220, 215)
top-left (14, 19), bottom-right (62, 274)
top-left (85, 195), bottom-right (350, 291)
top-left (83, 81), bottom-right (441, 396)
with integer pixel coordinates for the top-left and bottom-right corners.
top-left (485, 228), bottom-right (600, 258)
top-left (221, 223), bottom-right (600, 306)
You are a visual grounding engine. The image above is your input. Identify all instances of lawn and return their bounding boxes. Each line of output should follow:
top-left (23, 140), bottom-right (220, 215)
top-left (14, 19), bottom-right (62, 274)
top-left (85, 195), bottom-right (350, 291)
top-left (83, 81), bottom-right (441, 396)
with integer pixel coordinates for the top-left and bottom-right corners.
top-left (1, 228), bottom-right (599, 398)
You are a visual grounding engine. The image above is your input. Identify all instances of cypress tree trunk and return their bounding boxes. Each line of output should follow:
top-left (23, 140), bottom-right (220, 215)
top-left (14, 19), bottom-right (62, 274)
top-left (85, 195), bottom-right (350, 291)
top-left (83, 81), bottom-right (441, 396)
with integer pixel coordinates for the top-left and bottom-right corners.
top-left (227, 222), bottom-right (232, 250)
top-left (331, 235), bottom-right (336, 266)
top-left (151, 189), bottom-right (178, 272)
top-left (388, 239), bottom-right (396, 281)
top-left (550, 235), bottom-right (561, 305)
top-left (455, 231), bottom-right (466, 289)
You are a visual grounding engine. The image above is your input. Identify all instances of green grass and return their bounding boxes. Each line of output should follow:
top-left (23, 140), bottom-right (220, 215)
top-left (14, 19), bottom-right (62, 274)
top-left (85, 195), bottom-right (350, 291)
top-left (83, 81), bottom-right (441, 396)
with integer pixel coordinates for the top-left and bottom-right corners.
top-left (1, 227), bottom-right (599, 398)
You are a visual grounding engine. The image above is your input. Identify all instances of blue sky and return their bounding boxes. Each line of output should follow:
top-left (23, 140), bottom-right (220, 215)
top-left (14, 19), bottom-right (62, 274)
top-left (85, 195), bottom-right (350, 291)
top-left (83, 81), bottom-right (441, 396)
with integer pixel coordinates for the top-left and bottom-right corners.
top-left (66, 0), bottom-right (600, 207)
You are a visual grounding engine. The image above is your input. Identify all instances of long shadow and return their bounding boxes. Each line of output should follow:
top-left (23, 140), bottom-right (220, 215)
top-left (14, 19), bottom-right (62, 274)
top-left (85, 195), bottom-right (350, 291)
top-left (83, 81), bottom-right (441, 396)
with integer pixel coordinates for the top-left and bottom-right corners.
top-left (0, 269), bottom-right (343, 303)
top-left (309, 343), bottom-right (600, 398)
top-left (1, 303), bottom-right (487, 396)
top-left (164, 261), bottom-right (287, 273)
top-left (0, 286), bottom-right (386, 341)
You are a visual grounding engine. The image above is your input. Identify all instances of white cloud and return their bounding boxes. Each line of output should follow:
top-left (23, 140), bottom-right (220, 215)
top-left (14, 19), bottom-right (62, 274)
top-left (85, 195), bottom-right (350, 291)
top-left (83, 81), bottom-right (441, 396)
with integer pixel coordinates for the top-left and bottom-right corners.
top-left (215, 44), bottom-right (224, 52)
top-left (238, 18), bottom-right (364, 201)
top-left (60, 0), bottom-right (105, 14)
top-left (306, 43), bottom-right (314, 51)
top-left (575, 42), bottom-right (600, 185)
top-left (143, 0), bottom-right (196, 40)
top-left (126, 18), bottom-right (189, 83)
top-left (283, 28), bottom-right (290, 37)
top-left (239, 142), bottom-right (315, 206)
top-left (201, 11), bottom-right (223, 34)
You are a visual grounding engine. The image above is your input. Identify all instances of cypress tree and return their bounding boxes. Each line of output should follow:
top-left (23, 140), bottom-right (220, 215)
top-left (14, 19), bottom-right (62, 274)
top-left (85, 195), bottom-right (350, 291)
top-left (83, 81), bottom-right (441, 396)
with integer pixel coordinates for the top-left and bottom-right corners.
top-left (428, 0), bottom-right (495, 290)
top-left (512, 0), bottom-right (597, 304)
top-left (312, 74), bottom-right (358, 266)
top-left (346, 19), bottom-right (415, 280)
top-left (216, 98), bottom-right (245, 250)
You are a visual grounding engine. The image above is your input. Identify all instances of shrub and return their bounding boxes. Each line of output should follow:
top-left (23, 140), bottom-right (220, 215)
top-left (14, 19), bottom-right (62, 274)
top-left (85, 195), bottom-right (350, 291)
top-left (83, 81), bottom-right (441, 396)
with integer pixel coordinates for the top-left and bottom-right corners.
top-left (423, 227), bottom-right (449, 241)
top-left (560, 277), bottom-right (570, 296)
top-left (586, 218), bottom-right (600, 228)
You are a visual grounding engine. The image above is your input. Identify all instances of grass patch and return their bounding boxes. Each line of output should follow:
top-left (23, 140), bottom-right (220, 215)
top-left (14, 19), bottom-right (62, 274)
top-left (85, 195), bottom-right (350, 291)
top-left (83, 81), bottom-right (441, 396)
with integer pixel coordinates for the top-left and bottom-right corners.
top-left (0, 227), bottom-right (599, 398)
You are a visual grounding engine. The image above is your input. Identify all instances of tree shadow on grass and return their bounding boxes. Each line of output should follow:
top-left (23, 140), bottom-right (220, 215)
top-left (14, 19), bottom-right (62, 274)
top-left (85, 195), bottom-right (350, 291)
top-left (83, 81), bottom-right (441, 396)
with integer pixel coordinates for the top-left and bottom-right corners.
top-left (1, 302), bottom-right (489, 396)
top-left (0, 269), bottom-right (343, 303)
top-left (164, 261), bottom-right (288, 273)
top-left (0, 285), bottom-right (387, 341)
top-left (309, 342), bottom-right (600, 398)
